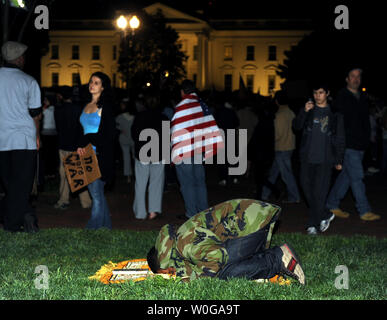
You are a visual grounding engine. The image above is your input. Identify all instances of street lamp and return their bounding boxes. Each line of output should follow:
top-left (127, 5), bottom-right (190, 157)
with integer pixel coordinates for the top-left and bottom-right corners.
top-left (116, 14), bottom-right (140, 36)
top-left (116, 15), bottom-right (128, 31)
top-left (115, 14), bottom-right (141, 92)
top-left (129, 15), bottom-right (140, 35)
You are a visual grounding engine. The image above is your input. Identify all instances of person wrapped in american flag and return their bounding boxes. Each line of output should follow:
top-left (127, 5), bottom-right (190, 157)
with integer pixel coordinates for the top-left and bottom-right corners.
top-left (171, 82), bottom-right (224, 164)
top-left (170, 80), bottom-right (224, 219)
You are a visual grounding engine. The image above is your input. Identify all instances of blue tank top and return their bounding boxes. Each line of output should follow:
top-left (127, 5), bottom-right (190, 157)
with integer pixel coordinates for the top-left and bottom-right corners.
top-left (80, 110), bottom-right (101, 151)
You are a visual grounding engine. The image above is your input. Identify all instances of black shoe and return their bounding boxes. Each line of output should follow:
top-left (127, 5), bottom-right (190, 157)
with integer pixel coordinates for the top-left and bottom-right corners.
top-left (279, 243), bottom-right (305, 285)
top-left (23, 213), bottom-right (39, 233)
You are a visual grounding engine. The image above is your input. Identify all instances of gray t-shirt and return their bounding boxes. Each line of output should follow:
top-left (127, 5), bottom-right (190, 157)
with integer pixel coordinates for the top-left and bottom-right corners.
top-left (307, 105), bottom-right (330, 164)
top-left (0, 67), bottom-right (41, 151)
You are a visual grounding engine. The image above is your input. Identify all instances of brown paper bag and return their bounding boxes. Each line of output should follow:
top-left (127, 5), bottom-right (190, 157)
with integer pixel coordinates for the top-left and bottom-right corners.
top-left (63, 144), bottom-right (101, 193)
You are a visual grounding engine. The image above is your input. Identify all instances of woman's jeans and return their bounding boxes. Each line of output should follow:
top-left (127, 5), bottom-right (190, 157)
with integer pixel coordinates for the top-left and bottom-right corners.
top-left (86, 179), bottom-right (112, 230)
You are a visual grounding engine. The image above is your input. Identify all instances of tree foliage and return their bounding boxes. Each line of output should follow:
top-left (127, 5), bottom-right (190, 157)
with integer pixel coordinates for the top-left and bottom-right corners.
top-left (277, 22), bottom-right (386, 101)
top-left (0, 0), bottom-right (54, 81)
top-left (118, 9), bottom-right (187, 94)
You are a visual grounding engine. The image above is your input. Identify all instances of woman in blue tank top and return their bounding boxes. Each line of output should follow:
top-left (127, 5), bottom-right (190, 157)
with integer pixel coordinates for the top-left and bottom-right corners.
top-left (77, 72), bottom-right (115, 230)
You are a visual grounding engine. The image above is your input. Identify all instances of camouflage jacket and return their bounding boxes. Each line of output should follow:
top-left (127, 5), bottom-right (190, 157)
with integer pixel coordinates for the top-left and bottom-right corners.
top-left (154, 199), bottom-right (281, 279)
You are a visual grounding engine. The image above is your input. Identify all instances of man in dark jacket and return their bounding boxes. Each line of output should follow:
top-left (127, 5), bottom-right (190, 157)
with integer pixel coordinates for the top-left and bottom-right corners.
top-left (326, 68), bottom-right (381, 221)
top-left (54, 86), bottom-right (91, 210)
top-left (247, 101), bottom-right (279, 200)
top-left (293, 84), bottom-right (345, 234)
top-left (213, 97), bottom-right (240, 186)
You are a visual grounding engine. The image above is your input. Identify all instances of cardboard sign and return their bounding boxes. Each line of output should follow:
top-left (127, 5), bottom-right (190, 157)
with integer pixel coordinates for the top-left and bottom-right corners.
top-left (63, 144), bottom-right (101, 193)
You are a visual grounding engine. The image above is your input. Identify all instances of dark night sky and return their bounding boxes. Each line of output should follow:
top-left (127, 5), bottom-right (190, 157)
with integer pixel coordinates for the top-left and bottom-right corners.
top-left (46, 0), bottom-right (383, 35)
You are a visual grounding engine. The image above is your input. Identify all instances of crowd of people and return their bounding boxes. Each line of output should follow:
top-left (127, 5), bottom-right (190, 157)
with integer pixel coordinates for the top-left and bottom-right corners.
top-left (0, 41), bottom-right (384, 235)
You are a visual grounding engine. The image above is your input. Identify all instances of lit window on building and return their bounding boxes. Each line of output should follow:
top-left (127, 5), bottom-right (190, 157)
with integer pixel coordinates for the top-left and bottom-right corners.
top-left (268, 75), bottom-right (276, 94)
top-left (246, 75), bottom-right (254, 91)
top-left (246, 46), bottom-right (255, 61)
top-left (178, 40), bottom-right (187, 53)
top-left (113, 45), bottom-right (117, 60)
top-left (72, 73), bottom-right (80, 86)
top-left (92, 45), bottom-right (100, 60)
top-left (72, 45), bottom-right (79, 60)
top-left (224, 45), bottom-right (232, 61)
top-left (224, 74), bottom-right (232, 91)
top-left (51, 73), bottom-right (59, 86)
top-left (113, 73), bottom-right (117, 87)
top-left (193, 45), bottom-right (199, 61)
top-left (268, 45), bottom-right (277, 61)
top-left (51, 45), bottom-right (59, 59)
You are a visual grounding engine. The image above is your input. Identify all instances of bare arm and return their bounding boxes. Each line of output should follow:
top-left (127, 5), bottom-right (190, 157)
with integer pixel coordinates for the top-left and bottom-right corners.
top-left (33, 114), bottom-right (41, 150)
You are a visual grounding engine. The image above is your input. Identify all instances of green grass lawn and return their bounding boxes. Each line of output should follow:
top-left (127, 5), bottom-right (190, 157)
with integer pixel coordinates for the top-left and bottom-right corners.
top-left (0, 229), bottom-right (385, 300)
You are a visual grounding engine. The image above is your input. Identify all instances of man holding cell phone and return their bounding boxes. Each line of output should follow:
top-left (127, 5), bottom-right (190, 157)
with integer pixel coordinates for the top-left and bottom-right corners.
top-left (293, 84), bottom-right (345, 235)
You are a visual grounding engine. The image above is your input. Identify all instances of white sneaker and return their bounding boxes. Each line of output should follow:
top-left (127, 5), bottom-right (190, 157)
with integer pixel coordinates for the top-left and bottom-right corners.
top-left (307, 227), bottom-right (318, 235)
top-left (320, 213), bottom-right (335, 232)
top-left (218, 179), bottom-right (227, 186)
top-left (367, 167), bottom-right (380, 173)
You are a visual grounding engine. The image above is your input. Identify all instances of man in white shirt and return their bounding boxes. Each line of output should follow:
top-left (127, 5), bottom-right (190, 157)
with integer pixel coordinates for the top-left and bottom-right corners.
top-left (0, 41), bottom-right (42, 232)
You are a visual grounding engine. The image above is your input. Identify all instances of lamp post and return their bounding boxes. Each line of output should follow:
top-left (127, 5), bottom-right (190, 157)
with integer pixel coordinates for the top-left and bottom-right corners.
top-left (116, 14), bottom-right (140, 92)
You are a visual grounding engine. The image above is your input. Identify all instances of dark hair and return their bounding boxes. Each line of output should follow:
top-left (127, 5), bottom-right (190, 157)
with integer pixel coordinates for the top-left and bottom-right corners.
top-left (59, 85), bottom-right (73, 100)
top-left (274, 90), bottom-right (288, 105)
top-left (144, 90), bottom-right (160, 110)
top-left (89, 72), bottom-right (113, 109)
top-left (146, 246), bottom-right (160, 273)
top-left (346, 67), bottom-right (363, 77)
top-left (312, 83), bottom-right (330, 93)
top-left (180, 79), bottom-right (196, 94)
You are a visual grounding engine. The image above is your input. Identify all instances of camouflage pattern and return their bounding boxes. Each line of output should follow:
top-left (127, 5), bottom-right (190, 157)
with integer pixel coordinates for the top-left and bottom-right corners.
top-left (155, 199), bottom-right (281, 278)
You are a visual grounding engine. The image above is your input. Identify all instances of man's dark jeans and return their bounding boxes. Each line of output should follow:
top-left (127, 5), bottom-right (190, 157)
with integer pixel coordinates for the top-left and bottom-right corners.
top-left (326, 149), bottom-right (371, 215)
top-left (300, 162), bottom-right (332, 228)
top-left (0, 150), bottom-right (37, 231)
top-left (217, 226), bottom-right (283, 280)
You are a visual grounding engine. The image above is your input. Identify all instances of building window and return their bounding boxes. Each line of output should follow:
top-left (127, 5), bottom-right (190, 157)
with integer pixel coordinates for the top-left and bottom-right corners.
top-left (51, 73), bottom-right (59, 86)
top-left (268, 75), bottom-right (276, 94)
top-left (246, 46), bottom-right (255, 61)
top-left (268, 45), bottom-right (277, 61)
top-left (92, 45), bottom-right (100, 60)
top-left (224, 74), bottom-right (232, 92)
top-left (178, 40), bottom-right (187, 53)
top-left (72, 73), bottom-right (80, 86)
top-left (113, 73), bottom-right (117, 87)
top-left (224, 45), bottom-right (232, 61)
top-left (72, 45), bottom-right (79, 60)
top-left (193, 45), bottom-right (199, 61)
top-left (246, 75), bottom-right (254, 91)
top-left (113, 45), bottom-right (117, 60)
top-left (51, 45), bottom-right (59, 59)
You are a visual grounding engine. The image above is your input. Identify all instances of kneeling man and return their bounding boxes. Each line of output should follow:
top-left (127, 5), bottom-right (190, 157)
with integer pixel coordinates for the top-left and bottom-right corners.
top-left (147, 199), bottom-right (305, 284)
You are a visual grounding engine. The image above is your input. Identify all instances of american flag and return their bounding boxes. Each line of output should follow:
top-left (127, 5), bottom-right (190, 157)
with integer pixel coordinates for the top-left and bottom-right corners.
top-left (170, 93), bottom-right (224, 164)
